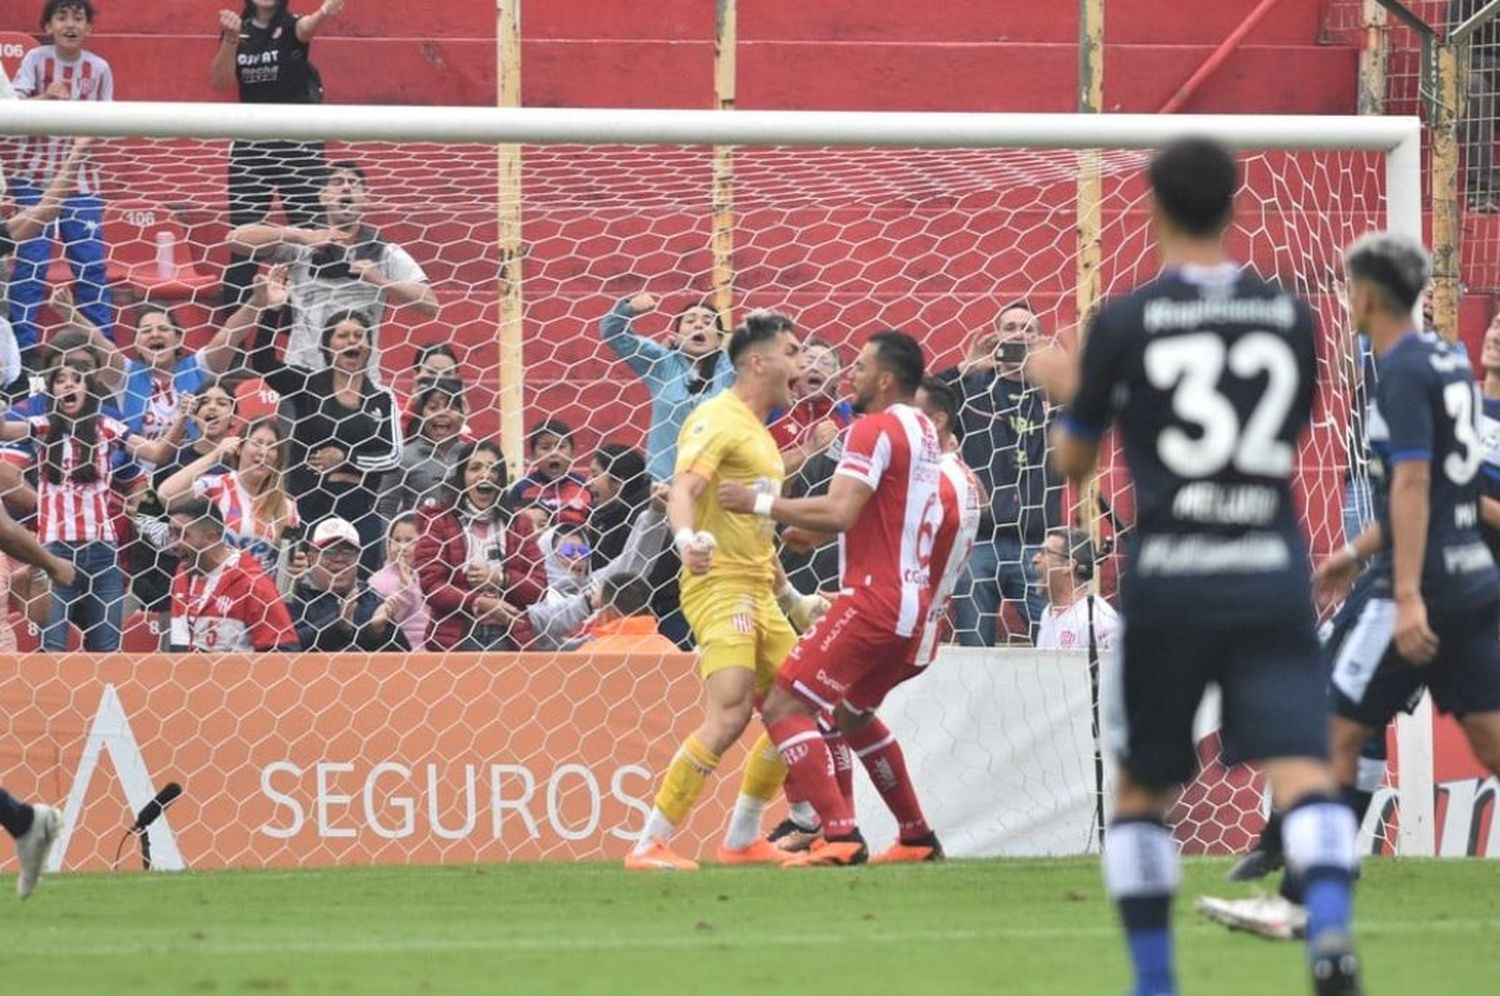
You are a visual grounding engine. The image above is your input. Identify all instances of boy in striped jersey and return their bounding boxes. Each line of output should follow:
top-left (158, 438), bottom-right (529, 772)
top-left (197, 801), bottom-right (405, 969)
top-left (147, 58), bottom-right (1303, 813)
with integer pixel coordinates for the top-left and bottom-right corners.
top-left (8, 0), bottom-right (114, 357)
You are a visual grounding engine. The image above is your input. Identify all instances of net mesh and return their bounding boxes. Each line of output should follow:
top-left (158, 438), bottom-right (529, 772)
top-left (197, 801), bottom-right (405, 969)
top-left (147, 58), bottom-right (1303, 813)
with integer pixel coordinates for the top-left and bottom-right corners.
top-left (0, 122), bottom-right (1399, 864)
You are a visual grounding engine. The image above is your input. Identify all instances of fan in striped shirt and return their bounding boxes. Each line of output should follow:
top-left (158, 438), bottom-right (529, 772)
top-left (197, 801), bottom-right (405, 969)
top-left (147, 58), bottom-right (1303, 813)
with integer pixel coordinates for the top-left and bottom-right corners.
top-left (8, 1), bottom-right (115, 359)
top-left (0, 363), bottom-right (193, 651)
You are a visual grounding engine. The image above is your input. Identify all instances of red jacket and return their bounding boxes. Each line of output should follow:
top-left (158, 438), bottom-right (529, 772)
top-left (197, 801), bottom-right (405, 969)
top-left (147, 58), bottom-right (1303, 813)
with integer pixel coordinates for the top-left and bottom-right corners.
top-left (414, 502), bottom-right (547, 651)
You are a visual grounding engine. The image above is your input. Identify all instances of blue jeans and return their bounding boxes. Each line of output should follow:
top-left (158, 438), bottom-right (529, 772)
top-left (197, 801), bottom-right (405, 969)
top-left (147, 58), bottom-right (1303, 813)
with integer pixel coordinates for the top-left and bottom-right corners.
top-left (44, 541), bottom-right (124, 652)
top-left (952, 536), bottom-right (1046, 647)
top-left (8, 183), bottom-right (114, 351)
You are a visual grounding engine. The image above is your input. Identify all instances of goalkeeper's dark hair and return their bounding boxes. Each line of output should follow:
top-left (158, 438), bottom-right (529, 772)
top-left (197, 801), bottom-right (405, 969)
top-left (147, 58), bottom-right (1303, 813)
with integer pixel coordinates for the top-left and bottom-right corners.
top-left (868, 330), bottom-right (925, 395)
top-left (918, 376), bottom-right (961, 442)
top-left (601, 574), bottom-right (655, 619)
top-left (42, 362), bottom-right (102, 486)
top-left (1344, 231), bottom-right (1432, 315)
top-left (1149, 136), bottom-right (1238, 237)
top-left (727, 310), bottom-right (796, 367)
top-left (171, 497), bottom-right (226, 536)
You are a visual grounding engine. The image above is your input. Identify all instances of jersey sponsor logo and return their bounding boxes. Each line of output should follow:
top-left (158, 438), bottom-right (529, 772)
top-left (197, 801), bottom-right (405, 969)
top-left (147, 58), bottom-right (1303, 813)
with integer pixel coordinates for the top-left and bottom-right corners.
top-left (1136, 533), bottom-right (1291, 577)
top-left (730, 613), bottom-right (753, 635)
top-left (1441, 540), bottom-right (1495, 575)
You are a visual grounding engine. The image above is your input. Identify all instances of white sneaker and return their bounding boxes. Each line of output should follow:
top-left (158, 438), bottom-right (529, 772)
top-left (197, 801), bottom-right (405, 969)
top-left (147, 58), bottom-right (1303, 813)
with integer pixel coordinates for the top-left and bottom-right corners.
top-left (15, 804), bottom-right (62, 900)
top-left (1195, 893), bottom-right (1307, 941)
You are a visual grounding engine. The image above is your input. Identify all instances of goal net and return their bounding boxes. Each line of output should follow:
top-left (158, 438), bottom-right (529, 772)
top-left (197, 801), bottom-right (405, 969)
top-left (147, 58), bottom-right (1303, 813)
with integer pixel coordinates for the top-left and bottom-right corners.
top-left (0, 101), bottom-right (1426, 868)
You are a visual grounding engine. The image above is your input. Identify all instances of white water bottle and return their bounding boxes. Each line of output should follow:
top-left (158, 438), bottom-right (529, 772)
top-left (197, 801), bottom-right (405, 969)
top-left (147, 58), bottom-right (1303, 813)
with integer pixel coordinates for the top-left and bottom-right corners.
top-left (154, 230), bottom-right (175, 280)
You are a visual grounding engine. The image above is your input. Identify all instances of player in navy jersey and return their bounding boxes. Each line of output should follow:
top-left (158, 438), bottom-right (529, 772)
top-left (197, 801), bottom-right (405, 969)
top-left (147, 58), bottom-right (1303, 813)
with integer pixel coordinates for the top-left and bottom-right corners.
top-left (1032, 137), bottom-right (1361, 995)
top-left (1315, 232), bottom-right (1500, 839)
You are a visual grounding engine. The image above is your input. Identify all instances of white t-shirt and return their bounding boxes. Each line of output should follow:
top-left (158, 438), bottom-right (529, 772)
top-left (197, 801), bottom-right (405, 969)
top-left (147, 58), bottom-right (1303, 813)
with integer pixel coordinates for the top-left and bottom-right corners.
top-left (1036, 596), bottom-right (1119, 652)
top-left (269, 238), bottom-right (429, 381)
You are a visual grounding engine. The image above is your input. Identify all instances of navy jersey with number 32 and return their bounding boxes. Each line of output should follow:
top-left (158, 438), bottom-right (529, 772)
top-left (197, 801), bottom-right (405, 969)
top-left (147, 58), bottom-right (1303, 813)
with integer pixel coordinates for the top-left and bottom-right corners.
top-left (1368, 333), bottom-right (1499, 609)
top-left (1063, 266), bottom-right (1319, 626)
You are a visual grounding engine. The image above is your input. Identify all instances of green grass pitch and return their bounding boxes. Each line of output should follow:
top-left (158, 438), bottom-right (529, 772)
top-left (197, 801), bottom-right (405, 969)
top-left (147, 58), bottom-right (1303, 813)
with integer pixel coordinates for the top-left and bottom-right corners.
top-left (2, 858), bottom-right (1496, 994)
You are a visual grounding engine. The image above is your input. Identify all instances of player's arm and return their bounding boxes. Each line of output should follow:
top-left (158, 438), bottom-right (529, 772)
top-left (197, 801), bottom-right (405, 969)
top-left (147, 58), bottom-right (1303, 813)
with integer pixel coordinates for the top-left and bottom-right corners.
top-left (1029, 309), bottom-right (1122, 482)
top-left (1483, 496), bottom-right (1500, 531)
top-left (721, 473), bottom-right (872, 534)
top-left (667, 471), bottom-right (714, 575)
top-left (1314, 520), bottom-right (1385, 605)
top-left (1382, 366), bottom-right (1440, 664)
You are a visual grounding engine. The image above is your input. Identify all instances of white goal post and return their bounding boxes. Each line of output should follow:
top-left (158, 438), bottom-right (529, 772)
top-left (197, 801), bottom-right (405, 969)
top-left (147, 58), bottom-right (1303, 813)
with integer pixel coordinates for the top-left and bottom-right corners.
top-left (0, 101), bottom-right (1433, 858)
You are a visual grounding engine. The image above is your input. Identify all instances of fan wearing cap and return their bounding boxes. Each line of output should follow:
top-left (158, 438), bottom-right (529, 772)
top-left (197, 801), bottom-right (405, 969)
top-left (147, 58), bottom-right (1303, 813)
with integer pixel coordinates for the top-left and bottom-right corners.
top-left (289, 516), bottom-right (411, 651)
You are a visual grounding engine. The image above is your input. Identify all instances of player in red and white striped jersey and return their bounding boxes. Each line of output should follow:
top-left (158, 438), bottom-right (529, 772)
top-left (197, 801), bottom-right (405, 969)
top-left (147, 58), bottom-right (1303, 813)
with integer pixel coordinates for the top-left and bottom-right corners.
top-left (166, 498), bottom-right (297, 653)
top-left (720, 331), bottom-right (945, 866)
top-left (756, 375), bottom-right (986, 860)
top-left (7, 1), bottom-right (115, 355)
top-left (910, 378), bottom-right (987, 671)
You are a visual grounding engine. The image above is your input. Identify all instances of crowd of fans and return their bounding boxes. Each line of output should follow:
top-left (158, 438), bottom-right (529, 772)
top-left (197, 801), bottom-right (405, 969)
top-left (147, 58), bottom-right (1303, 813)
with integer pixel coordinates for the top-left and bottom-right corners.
top-left (0, 0), bottom-right (1083, 655)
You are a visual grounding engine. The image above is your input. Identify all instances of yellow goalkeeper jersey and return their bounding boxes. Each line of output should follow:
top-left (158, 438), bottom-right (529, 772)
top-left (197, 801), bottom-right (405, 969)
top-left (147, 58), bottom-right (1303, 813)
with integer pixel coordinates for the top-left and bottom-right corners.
top-left (674, 389), bottom-right (783, 590)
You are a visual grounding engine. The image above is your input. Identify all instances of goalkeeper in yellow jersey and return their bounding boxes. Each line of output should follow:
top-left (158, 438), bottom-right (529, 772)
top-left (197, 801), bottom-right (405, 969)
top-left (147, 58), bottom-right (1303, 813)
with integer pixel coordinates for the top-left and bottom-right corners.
top-left (624, 310), bottom-right (804, 871)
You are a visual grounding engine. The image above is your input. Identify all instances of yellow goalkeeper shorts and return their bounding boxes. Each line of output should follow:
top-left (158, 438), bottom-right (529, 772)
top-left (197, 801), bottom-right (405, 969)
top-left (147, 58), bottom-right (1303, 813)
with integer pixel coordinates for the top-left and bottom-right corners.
top-left (679, 579), bottom-right (797, 693)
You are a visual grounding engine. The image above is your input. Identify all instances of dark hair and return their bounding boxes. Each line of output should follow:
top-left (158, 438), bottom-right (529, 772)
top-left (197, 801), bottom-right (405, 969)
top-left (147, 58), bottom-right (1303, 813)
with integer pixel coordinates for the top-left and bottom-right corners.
top-left (326, 160), bottom-right (369, 186)
top-left (172, 497), bottom-right (226, 536)
top-left (674, 299), bottom-right (727, 335)
top-left (727, 309), bottom-right (796, 367)
top-left (867, 330), bottom-right (925, 395)
top-left (528, 419), bottom-right (575, 453)
top-left (1344, 231), bottom-right (1432, 315)
top-left (593, 443), bottom-right (650, 509)
top-left (240, 0), bottom-right (289, 20)
top-left (405, 376), bottom-right (467, 439)
top-left (917, 376), bottom-right (959, 441)
top-left (1047, 526), bottom-right (1095, 582)
top-left (319, 309), bottom-right (373, 369)
top-left (413, 343), bottom-right (460, 372)
top-left (43, 0), bottom-right (93, 27)
top-left (448, 439), bottom-right (512, 523)
top-left (601, 574), bottom-right (655, 619)
top-left (42, 362), bottom-right (101, 486)
top-left (1149, 137), bottom-right (1238, 237)
top-left (46, 327), bottom-right (101, 372)
top-left (135, 302), bottom-right (184, 334)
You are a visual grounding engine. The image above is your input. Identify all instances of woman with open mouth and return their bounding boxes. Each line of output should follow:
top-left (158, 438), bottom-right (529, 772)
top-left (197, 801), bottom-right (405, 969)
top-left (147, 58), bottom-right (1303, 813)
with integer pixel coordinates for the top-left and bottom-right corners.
top-left (0, 363), bottom-right (193, 651)
top-left (412, 439), bottom-right (546, 651)
top-left (258, 309), bottom-right (400, 574)
top-left (159, 413), bottom-right (301, 591)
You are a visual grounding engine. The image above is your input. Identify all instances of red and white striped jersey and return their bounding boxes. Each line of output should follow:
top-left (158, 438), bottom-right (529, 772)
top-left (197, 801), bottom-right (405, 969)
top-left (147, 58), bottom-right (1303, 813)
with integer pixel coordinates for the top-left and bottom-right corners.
top-left (913, 451), bottom-right (986, 668)
top-left (833, 403), bottom-right (944, 637)
top-left (27, 414), bottom-right (134, 544)
top-left (193, 471), bottom-right (301, 576)
top-left (169, 549), bottom-right (297, 652)
top-left (9, 46), bottom-right (112, 193)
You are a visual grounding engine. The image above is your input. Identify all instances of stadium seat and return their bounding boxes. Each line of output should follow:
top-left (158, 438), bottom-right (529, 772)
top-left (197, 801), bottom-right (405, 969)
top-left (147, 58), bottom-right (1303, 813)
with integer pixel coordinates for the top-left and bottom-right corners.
top-left (103, 199), bottom-right (218, 302)
top-left (234, 376), bottom-right (284, 428)
top-left (121, 611), bottom-right (164, 653)
top-left (9, 612), bottom-right (81, 652)
top-left (0, 31), bottom-right (32, 82)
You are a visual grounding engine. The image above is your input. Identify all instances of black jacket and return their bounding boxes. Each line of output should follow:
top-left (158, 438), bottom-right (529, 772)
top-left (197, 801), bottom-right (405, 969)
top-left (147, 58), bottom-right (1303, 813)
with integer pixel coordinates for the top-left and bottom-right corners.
top-left (937, 365), bottom-right (1060, 544)
top-left (291, 583), bottom-right (412, 652)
